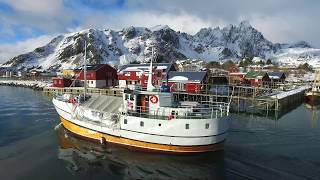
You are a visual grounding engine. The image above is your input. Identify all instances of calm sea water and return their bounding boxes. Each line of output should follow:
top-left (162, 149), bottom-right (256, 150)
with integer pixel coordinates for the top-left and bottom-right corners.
top-left (0, 86), bottom-right (319, 180)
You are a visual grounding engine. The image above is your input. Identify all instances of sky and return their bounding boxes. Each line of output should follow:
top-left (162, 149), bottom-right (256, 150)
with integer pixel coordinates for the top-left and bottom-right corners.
top-left (0, 0), bottom-right (319, 63)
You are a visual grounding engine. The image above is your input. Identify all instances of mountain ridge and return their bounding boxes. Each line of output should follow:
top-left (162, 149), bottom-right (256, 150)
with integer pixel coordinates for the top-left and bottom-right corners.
top-left (2, 21), bottom-right (320, 70)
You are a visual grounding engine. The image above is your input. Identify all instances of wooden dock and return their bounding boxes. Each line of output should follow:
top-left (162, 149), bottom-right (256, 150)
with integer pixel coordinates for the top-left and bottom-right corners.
top-left (43, 87), bottom-right (123, 97)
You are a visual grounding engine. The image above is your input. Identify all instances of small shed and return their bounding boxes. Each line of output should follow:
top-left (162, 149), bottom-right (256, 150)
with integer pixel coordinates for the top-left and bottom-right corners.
top-left (53, 77), bottom-right (72, 88)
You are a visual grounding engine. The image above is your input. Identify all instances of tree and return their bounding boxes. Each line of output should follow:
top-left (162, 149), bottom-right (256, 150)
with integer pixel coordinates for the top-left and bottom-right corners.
top-left (239, 58), bottom-right (253, 67)
top-left (256, 60), bottom-right (265, 65)
top-left (266, 59), bottom-right (272, 65)
top-left (298, 63), bottom-right (312, 72)
top-left (205, 61), bottom-right (221, 69)
top-left (222, 60), bottom-right (236, 70)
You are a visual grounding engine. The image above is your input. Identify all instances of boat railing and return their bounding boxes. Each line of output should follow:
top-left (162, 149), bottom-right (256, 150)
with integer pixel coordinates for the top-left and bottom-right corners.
top-left (123, 102), bottom-right (230, 120)
top-left (53, 93), bottom-right (90, 104)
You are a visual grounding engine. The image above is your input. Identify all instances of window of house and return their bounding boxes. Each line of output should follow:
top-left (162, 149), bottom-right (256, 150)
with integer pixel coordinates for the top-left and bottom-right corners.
top-left (185, 124), bottom-right (189, 129)
top-left (130, 95), bottom-right (134, 100)
top-left (124, 119), bottom-right (127, 124)
top-left (140, 121), bottom-right (144, 127)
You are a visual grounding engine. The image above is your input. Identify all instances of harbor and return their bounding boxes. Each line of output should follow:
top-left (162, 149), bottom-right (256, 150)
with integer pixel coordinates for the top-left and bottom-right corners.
top-left (40, 83), bottom-right (312, 118)
top-left (0, 85), bottom-right (319, 179)
top-left (0, 76), bottom-right (312, 118)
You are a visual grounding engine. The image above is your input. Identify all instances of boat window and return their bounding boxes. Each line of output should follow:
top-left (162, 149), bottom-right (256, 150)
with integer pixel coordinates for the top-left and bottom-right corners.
top-left (130, 95), bottom-right (134, 100)
top-left (140, 121), bottom-right (144, 127)
top-left (124, 119), bottom-right (127, 124)
top-left (185, 124), bottom-right (189, 129)
top-left (205, 123), bottom-right (209, 129)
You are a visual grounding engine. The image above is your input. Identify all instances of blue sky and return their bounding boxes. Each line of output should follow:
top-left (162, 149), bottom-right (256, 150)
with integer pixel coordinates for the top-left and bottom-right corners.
top-left (0, 0), bottom-right (319, 62)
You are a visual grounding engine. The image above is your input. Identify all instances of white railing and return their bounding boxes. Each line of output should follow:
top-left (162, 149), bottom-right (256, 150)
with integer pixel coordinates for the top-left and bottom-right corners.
top-left (124, 102), bottom-right (230, 120)
top-left (54, 93), bottom-right (90, 104)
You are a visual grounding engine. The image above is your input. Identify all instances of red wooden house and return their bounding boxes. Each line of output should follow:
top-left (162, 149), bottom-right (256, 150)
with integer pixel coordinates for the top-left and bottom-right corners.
top-left (228, 66), bottom-right (246, 84)
top-left (167, 71), bottom-right (208, 93)
top-left (117, 63), bottom-right (176, 88)
top-left (244, 71), bottom-right (270, 86)
top-left (74, 64), bottom-right (118, 88)
top-left (52, 77), bottom-right (72, 88)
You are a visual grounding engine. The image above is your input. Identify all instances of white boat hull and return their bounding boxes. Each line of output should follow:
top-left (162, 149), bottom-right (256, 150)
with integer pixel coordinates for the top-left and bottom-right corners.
top-left (53, 98), bottom-right (229, 153)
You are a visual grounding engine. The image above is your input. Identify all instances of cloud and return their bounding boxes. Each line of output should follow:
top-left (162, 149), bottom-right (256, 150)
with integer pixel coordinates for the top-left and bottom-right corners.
top-left (1, 0), bottom-right (63, 14)
top-left (0, 0), bottom-right (320, 54)
top-left (0, 35), bottom-right (54, 63)
top-left (79, 10), bottom-right (224, 34)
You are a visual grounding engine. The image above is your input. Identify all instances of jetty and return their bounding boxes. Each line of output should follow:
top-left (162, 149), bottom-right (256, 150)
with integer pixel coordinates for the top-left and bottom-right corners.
top-left (43, 83), bottom-right (311, 118)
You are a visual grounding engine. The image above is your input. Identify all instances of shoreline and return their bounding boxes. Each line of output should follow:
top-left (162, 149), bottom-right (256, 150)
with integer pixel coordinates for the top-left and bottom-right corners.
top-left (0, 79), bottom-right (51, 91)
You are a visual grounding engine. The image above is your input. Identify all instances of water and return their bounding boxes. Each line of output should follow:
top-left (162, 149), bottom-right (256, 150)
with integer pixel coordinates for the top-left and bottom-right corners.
top-left (0, 86), bottom-right (319, 180)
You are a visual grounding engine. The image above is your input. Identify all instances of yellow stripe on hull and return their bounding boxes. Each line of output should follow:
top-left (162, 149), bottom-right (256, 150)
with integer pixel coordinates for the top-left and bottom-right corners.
top-left (60, 117), bottom-right (224, 153)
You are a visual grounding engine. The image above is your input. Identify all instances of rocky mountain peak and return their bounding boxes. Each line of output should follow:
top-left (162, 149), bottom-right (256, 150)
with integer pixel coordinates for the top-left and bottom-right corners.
top-left (2, 22), bottom-right (319, 70)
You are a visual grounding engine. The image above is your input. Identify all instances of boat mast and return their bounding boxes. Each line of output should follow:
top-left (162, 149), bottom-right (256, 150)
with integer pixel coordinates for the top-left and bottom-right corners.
top-left (147, 47), bottom-right (155, 91)
top-left (84, 40), bottom-right (87, 98)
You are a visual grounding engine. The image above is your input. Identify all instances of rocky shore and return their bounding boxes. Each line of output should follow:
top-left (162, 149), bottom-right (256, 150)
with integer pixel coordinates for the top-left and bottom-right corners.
top-left (0, 80), bottom-right (51, 91)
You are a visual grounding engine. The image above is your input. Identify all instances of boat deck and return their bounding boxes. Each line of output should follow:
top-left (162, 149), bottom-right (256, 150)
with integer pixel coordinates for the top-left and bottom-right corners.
top-left (82, 95), bottom-right (122, 113)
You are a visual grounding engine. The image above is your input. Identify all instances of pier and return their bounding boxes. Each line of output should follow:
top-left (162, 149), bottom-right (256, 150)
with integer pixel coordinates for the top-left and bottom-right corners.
top-left (43, 86), bottom-right (123, 97)
top-left (43, 83), bottom-right (311, 118)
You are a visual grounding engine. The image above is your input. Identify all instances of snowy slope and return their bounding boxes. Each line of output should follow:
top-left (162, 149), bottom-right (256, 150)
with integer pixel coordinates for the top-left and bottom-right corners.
top-left (1, 21), bottom-right (320, 70)
top-left (272, 48), bottom-right (320, 67)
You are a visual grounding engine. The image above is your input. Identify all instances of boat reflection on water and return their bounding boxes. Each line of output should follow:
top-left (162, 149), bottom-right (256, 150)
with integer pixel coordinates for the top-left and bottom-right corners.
top-left (304, 103), bottom-right (320, 128)
top-left (55, 124), bottom-right (226, 179)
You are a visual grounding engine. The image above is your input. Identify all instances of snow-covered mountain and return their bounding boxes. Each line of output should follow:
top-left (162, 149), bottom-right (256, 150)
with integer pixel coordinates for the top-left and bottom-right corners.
top-left (2, 21), bottom-right (320, 70)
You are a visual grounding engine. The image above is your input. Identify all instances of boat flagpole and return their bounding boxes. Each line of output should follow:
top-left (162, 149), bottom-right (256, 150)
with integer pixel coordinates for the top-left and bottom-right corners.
top-left (147, 47), bottom-right (155, 91)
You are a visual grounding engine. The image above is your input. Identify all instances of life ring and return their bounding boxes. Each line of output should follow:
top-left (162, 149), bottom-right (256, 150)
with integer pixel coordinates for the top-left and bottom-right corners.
top-left (150, 95), bottom-right (158, 104)
top-left (127, 101), bottom-right (133, 109)
top-left (168, 115), bottom-right (176, 120)
top-left (69, 97), bottom-right (77, 104)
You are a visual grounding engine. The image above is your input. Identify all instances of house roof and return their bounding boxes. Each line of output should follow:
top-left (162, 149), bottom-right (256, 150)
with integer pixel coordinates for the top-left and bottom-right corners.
top-left (118, 63), bottom-right (173, 74)
top-left (168, 71), bottom-right (207, 82)
top-left (245, 71), bottom-right (268, 79)
top-left (267, 72), bottom-right (286, 79)
top-left (74, 64), bottom-right (110, 71)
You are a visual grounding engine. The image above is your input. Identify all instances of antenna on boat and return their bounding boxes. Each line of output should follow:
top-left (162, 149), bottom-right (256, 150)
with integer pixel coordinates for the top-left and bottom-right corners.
top-left (84, 40), bottom-right (87, 99)
top-left (147, 47), bottom-right (155, 91)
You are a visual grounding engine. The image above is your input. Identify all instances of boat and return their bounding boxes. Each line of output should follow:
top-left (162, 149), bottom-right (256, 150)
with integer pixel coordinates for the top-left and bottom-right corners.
top-left (305, 69), bottom-right (320, 105)
top-left (52, 45), bottom-right (231, 153)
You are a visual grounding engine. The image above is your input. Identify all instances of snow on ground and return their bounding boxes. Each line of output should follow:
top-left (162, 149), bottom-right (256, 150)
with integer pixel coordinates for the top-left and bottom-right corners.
top-left (286, 72), bottom-right (315, 82)
top-left (273, 48), bottom-right (320, 67)
top-left (271, 85), bottom-right (310, 99)
top-left (0, 79), bottom-right (51, 89)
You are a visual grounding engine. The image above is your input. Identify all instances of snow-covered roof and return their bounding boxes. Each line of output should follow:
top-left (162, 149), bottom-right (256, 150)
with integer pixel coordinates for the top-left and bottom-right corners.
top-left (168, 71), bottom-right (207, 82)
top-left (169, 76), bottom-right (189, 81)
top-left (118, 63), bottom-right (173, 73)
